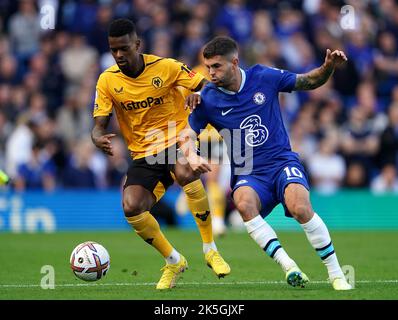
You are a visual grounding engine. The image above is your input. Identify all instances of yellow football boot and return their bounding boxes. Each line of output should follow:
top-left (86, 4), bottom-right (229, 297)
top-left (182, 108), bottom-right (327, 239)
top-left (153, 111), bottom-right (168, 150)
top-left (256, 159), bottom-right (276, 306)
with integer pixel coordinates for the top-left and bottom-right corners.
top-left (205, 249), bottom-right (231, 278)
top-left (156, 255), bottom-right (188, 290)
top-left (331, 277), bottom-right (353, 290)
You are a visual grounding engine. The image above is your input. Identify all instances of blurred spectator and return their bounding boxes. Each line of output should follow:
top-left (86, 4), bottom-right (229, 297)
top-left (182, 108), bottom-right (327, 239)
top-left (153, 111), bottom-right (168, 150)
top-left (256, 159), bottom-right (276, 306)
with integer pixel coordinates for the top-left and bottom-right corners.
top-left (179, 19), bottom-right (207, 66)
top-left (146, 4), bottom-right (170, 52)
top-left (59, 32), bottom-right (98, 92)
top-left (29, 51), bottom-right (65, 114)
top-left (42, 136), bottom-right (68, 186)
top-left (8, 85), bottom-right (28, 123)
top-left (345, 30), bottom-right (374, 77)
top-left (371, 163), bottom-right (398, 194)
top-left (344, 161), bottom-right (369, 188)
top-left (373, 30), bottom-right (398, 106)
top-left (56, 87), bottom-right (92, 150)
top-left (62, 137), bottom-right (97, 189)
top-left (215, 0), bottom-right (253, 46)
top-left (150, 30), bottom-right (173, 59)
top-left (0, 110), bottom-right (12, 168)
top-left (7, 0), bottom-right (41, 64)
top-left (62, 0), bottom-right (98, 36)
top-left (340, 107), bottom-right (379, 180)
top-left (289, 116), bottom-right (317, 164)
top-left (353, 81), bottom-right (388, 133)
top-left (22, 71), bottom-right (41, 97)
top-left (5, 115), bottom-right (36, 178)
top-left (0, 84), bottom-right (12, 117)
top-left (275, 4), bottom-right (305, 40)
top-left (282, 32), bottom-right (317, 73)
top-left (27, 92), bottom-right (48, 122)
top-left (315, 100), bottom-right (342, 139)
top-left (378, 102), bottom-right (398, 168)
top-left (88, 5), bottom-right (114, 55)
top-left (244, 10), bottom-right (274, 65)
top-left (0, 54), bottom-right (19, 84)
top-left (307, 133), bottom-right (346, 194)
top-left (14, 141), bottom-right (56, 192)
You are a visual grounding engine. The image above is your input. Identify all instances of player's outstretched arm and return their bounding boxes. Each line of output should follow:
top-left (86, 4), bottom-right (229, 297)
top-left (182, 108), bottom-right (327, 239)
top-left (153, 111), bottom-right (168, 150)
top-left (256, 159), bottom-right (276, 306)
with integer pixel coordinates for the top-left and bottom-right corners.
top-left (294, 49), bottom-right (347, 91)
top-left (185, 78), bottom-right (208, 112)
top-left (91, 116), bottom-right (116, 156)
top-left (179, 126), bottom-right (211, 174)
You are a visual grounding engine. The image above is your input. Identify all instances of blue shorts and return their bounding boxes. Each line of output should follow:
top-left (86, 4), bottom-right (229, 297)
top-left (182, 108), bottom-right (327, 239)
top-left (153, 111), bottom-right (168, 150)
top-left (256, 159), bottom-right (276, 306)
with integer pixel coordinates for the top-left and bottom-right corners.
top-left (231, 160), bottom-right (310, 218)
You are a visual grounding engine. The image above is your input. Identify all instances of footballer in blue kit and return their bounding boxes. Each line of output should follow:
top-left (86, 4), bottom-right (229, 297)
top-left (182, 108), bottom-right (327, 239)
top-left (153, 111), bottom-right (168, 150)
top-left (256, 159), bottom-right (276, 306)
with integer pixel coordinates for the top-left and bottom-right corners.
top-left (181, 36), bottom-right (353, 290)
top-left (188, 63), bottom-right (310, 219)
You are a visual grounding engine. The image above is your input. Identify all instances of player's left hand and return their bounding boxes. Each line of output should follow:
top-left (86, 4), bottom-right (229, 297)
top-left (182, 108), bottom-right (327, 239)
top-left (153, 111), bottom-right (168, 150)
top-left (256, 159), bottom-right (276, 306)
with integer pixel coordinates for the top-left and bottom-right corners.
top-left (324, 49), bottom-right (348, 68)
top-left (184, 93), bottom-right (201, 112)
top-left (186, 153), bottom-right (211, 174)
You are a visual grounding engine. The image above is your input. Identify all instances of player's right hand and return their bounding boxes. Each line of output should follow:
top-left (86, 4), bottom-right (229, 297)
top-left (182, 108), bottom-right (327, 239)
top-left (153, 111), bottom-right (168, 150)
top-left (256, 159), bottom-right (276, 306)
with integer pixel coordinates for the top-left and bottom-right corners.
top-left (93, 133), bottom-right (116, 156)
top-left (187, 153), bottom-right (211, 174)
top-left (184, 93), bottom-right (201, 113)
top-left (325, 48), bottom-right (347, 68)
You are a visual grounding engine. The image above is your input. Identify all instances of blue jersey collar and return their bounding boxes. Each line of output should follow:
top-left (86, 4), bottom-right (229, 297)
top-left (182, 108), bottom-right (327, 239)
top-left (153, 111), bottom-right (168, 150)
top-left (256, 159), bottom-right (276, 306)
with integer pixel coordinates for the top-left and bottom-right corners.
top-left (217, 68), bottom-right (246, 95)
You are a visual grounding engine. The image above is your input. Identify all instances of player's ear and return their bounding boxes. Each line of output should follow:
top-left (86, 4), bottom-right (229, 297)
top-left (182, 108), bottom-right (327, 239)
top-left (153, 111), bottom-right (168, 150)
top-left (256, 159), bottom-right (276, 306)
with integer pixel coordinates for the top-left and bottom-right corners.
top-left (231, 56), bottom-right (239, 68)
top-left (135, 38), bottom-right (141, 50)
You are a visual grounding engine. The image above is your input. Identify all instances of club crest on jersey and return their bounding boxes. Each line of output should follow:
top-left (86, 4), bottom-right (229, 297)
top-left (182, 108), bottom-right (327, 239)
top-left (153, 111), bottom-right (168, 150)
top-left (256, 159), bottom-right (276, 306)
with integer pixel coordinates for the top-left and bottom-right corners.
top-left (152, 77), bottom-right (163, 88)
top-left (253, 92), bottom-right (266, 105)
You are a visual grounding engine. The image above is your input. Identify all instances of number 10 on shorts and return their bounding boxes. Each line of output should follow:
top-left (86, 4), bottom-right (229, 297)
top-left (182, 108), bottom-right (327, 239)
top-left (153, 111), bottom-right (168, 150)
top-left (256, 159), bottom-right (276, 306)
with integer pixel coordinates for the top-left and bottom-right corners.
top-left (284, 166), bottom-right (303, 180)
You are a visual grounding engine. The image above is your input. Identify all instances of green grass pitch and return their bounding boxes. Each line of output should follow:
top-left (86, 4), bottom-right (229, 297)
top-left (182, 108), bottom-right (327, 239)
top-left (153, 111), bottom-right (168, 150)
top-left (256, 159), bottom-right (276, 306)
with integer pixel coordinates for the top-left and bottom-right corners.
top-left (0, 229), bottom-right (397, 300)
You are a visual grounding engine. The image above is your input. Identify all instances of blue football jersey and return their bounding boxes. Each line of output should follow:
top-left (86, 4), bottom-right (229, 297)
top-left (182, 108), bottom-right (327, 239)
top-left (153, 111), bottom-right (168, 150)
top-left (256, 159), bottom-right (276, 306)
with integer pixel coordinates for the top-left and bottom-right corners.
top-left (189, 64), bottom-right (300, 178)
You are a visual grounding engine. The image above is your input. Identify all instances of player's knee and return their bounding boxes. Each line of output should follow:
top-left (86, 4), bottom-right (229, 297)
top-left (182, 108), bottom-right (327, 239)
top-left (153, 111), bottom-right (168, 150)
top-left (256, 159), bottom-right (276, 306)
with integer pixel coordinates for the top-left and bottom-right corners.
top-left (235, 199), bottom-right (257, 220)
top-left (290, 203), bottom-right (313, 222)
top-left (122, 196), bottom-right (150, 217)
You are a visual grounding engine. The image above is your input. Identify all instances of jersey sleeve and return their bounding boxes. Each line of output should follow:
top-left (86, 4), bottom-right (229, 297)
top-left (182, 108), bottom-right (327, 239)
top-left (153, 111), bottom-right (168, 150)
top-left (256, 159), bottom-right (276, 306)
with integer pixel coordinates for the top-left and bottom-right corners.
top-left (188, 103), bottom-right (209, 134)
top-left (93, 74), bottom-right (113, 117)
top-left (262, 66), bottom-right (297, 93)
top-left (168, 59), bottom-right (205, 91)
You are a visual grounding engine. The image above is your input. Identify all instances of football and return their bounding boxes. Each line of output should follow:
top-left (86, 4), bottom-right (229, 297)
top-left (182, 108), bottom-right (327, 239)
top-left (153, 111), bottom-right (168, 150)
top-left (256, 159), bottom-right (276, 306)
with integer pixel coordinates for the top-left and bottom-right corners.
top-left (70, 241), bottom-right (110, 281)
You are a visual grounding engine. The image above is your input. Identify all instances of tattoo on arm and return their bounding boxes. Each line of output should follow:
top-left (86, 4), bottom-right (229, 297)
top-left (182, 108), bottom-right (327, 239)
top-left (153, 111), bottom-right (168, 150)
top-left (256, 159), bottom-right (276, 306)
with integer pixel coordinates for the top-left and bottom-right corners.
top-left (294, 64), bottom-right (334, 90)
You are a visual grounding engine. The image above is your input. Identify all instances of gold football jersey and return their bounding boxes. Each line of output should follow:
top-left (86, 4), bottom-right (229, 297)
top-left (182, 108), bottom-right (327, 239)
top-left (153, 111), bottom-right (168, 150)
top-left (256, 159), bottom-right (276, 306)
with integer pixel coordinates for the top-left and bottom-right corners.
top-left (93, 54), bottom-right (204, 159)
top-left (183, 62), bottom-right (223, 142)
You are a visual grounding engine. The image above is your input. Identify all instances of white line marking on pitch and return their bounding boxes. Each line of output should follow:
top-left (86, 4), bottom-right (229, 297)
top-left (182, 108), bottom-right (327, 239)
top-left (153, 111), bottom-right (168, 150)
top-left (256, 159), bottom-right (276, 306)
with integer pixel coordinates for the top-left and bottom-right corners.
top-left (1, 279), bottom-right (397, 288)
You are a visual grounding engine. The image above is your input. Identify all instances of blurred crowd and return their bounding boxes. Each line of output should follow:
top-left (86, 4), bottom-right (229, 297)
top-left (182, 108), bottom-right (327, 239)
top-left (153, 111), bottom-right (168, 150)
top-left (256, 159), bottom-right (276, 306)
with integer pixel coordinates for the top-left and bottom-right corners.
top-left (0, 0), bottom-right (398, 195)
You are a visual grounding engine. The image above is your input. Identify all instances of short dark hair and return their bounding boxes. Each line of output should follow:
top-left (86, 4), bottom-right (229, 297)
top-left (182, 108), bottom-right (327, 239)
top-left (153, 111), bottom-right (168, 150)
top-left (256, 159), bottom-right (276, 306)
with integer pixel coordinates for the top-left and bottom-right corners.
top-left (203, 36), bottom-right (238, 59)
top-left (108, 18), bottom-right (137, 37)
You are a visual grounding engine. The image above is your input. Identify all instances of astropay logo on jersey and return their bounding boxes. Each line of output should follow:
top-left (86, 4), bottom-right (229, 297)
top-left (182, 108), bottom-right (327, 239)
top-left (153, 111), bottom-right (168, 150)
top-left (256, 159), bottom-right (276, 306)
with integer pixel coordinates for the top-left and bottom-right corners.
top-left (120, 96), bottom-right (165, 110)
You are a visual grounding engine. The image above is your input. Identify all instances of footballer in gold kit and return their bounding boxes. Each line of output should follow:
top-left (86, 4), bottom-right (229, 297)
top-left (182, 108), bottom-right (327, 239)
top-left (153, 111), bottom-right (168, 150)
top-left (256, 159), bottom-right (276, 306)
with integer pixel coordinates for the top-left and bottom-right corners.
top-left (91, 18), bottom-right (230, 290)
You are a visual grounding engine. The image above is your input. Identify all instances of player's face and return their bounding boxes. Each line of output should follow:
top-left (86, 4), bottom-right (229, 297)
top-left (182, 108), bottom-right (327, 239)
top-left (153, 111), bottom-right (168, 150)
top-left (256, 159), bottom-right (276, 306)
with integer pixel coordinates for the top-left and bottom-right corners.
top-left (204, 55), bottom-right (238, 89)
top-left (108, 34), bottom-right (140, 71)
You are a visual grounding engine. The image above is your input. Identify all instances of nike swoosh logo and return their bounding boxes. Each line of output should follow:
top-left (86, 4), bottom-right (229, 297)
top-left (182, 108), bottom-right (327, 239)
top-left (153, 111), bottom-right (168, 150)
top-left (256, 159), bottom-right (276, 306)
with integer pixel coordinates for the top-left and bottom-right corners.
top-left (221, 108), bottom-right (233, 116)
